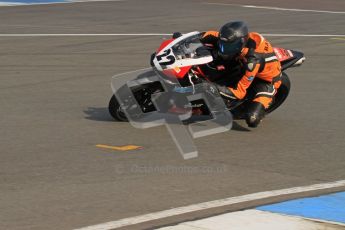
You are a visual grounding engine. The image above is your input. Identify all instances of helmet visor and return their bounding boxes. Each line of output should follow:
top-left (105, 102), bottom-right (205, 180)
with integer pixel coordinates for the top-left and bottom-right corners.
top-left (218, 39), bottom-right (243, 55)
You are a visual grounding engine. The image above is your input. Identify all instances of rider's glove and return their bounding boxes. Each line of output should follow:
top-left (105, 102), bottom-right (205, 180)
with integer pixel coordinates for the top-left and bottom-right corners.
top-left (172, 32), bottom-right (182, 39)
top-left (195, 46), bottom-right (212, 57)
top-left (200, 31), bottom-right (219, 45)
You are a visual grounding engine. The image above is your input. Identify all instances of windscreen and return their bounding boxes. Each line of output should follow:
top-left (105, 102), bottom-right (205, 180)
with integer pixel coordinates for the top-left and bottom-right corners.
top-left (171, 33), bottom-right (204, 60)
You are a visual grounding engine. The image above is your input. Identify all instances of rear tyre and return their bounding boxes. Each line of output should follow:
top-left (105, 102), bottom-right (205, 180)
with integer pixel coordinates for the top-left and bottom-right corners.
top-left (265, 72), bottom-right (291, 114)
top-left (108, 95), bottom-right (128, 122)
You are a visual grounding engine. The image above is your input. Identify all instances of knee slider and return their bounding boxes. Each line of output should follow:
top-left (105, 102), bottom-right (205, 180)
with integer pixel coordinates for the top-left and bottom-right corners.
top-left (245, 102), bottom-right (265, 128)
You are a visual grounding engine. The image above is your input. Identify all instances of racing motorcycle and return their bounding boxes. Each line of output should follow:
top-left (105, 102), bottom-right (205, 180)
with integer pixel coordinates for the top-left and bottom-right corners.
top-left (108, 31), bottom-right (305, 123)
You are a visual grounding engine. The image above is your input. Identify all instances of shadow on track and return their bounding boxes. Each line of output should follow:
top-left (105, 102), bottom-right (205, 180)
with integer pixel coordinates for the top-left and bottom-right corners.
top-left (84, 107), bottom-right (114, 122)
top-left (231, 121), bottom-right (250, 132)
top-left (84, 107), bottom-right (250, 132)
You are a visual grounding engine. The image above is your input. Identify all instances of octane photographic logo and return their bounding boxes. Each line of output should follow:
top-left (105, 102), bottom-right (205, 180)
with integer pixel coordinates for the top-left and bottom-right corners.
top-left (111, 68), bottom-right (233, 159)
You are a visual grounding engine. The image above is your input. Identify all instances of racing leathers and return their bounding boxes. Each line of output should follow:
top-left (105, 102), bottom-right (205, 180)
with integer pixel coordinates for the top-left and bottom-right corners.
top-left (201, 31), bottom-right (282, 127)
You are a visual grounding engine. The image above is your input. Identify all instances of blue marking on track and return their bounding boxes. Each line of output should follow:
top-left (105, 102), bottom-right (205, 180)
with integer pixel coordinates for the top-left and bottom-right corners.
top-left (257, 191), bottom-right (345, 224)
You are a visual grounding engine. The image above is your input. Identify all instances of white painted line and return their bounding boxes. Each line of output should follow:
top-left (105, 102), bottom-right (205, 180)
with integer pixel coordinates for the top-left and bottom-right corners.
top-left (330, 37), bottom-right (345, 41)
top-left (156, 210), bottom-right (345, 230)
top-left (0, 33), bottom-right (344, 37)
top-left (0, 33), bottom-right (171, 36)
top-left (204, 2), bottom-right (345, 14)
top-left (0, 0), bottom-right (123, 7)
top-left (74, 180), bottom-right (345, 230)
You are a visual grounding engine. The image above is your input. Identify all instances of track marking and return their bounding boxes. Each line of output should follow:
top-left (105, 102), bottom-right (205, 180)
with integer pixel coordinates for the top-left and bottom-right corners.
top-left (74, 179), bottom-right (345, 230)
top-left (0, 33), bottom-right (171, 36)
top-left (70, 0), bottom-right (123, 2)
top-left (204, 3), bottom-right (345, 14)
top-left (258, 192), bottom-right (345, 225)
top-left (0, 33), bottom-right (344, 37)
top-left (0, 2), bottom-right (23, 5)
top-left (96, 144), bottom-right (142, 151)
top-left (0, 0), bottom-right (123, 7)
top-left (156, 210), bottom-right (345, 230)
top-left (331, 38), bottom-right (345, 41)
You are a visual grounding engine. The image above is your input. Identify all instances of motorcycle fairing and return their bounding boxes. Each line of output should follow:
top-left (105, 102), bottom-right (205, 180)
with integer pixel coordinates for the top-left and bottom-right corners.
top-left (152, 31), bottom-right (213, 78)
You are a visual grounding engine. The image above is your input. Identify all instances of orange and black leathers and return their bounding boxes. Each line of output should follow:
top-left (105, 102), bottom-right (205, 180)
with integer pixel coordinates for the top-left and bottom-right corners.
top-left (200, 31), bottom-right (282, 109)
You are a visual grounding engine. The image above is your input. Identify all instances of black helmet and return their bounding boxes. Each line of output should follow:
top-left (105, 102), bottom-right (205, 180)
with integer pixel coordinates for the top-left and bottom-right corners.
top-left (218, 21), bottom-right (249, 59)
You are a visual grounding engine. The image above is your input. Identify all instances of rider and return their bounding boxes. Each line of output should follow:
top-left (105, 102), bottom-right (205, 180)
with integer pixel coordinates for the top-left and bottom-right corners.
top-left (200, 21), bottom-right (282, 127)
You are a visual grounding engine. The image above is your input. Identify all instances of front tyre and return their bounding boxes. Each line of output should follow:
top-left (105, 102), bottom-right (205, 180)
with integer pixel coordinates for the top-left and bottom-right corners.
top-left (108, 95), bottom-right (128, 122)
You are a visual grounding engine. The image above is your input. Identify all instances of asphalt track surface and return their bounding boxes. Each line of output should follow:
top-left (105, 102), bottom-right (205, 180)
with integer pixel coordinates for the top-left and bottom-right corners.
top-left (0, 0), bottom-right (345, 229)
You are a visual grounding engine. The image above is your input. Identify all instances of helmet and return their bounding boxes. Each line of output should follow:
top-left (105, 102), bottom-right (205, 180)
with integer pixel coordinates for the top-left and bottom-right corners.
top-left (218, 21), bottom-right (249, 59)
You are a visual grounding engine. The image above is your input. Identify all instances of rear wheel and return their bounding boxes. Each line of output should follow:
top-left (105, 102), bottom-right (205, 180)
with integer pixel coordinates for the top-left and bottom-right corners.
top-left (108, 95), bottom-right (128, 122)
top-left (108, 81), bottom-right (164, 122)
top-left (265, 72), bottom-right (291, 114)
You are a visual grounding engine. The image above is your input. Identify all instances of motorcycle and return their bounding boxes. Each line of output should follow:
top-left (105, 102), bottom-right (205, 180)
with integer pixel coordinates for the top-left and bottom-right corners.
top-left (108, 31), bottom-right (305, 123)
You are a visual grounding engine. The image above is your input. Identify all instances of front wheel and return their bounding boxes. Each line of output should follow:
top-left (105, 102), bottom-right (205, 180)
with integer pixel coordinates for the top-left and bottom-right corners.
top-left (108, 95), bottom-right (128, 122)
